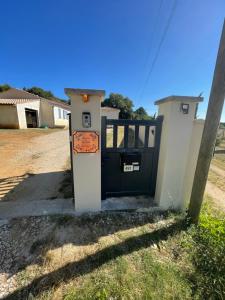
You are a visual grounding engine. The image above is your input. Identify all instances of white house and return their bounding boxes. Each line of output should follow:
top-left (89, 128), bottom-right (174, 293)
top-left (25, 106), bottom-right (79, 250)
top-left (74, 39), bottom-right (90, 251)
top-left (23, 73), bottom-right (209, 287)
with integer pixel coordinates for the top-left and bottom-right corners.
top-left (101, 106), bottom-right (120, 119)
top-left (0, 88), bottom-right (70, 129)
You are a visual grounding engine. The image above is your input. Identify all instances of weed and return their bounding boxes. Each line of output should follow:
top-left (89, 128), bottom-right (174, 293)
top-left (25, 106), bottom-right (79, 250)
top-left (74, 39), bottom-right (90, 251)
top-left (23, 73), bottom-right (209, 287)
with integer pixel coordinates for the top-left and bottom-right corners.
top-left (182, 200), bottom-right (225, 299)
top-left (58, 170), bottom-right (73, 198)
top-left (6, 198), bottom-right (225, 300)
top-left (63, 252), bottom-right (193, 300)
top-left (52, 215), bottom-right (75, 227)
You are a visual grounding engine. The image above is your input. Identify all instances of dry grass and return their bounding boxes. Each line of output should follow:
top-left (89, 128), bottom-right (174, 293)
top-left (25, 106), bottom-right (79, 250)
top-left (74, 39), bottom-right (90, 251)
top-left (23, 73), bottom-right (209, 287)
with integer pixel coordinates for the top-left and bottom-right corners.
top-left (4, 197), bottom-right (225, 300)
top-left (9, 212), bottom-right (192, 300)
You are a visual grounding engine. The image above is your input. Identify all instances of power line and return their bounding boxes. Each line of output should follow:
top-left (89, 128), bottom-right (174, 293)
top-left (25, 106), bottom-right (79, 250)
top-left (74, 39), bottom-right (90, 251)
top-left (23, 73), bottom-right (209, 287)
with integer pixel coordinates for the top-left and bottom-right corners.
top-left (143, 0), bottom-right (164, 72)
top-left (136, 0), bottom-right (164, 99)
top-left (139, 0), bottom-right (178, 100)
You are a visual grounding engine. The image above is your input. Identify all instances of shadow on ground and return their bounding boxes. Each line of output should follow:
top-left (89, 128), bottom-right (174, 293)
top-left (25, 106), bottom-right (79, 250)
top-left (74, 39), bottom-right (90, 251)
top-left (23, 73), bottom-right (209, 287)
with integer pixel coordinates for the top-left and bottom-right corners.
top-left (2, 212), bottom-right (187, 300)
top-left (0, 170), bottom-right (72, 202)
top-left (3, 217), bottom-right (187, 300)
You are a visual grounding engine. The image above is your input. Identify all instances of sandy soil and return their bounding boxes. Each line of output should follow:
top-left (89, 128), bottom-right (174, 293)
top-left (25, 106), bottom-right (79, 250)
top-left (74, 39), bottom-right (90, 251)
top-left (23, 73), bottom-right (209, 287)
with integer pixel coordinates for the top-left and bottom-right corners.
top-left (206, 181), bottom-right (225, 212)
top-left (206, 162), bottom-right (225, 211)
top-left (0, 129), bottom-right (70, 202)
top-left (210, 163), bottom-right (225, 177)
top-left (0, 128), bottom-right (224, 211)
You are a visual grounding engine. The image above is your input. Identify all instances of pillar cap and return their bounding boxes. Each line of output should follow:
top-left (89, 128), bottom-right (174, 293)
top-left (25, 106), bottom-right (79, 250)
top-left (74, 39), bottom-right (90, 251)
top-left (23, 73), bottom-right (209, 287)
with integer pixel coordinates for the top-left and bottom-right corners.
top-left (65, 88), bottom-right (105, 97)
top-left (154, 95), bottom-right (203, 105)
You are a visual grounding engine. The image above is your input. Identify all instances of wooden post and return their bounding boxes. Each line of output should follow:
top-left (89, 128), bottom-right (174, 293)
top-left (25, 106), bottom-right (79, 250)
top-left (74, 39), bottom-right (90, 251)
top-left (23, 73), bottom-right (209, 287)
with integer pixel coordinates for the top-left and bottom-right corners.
top-left (188, 20), bottom-right (225, 223)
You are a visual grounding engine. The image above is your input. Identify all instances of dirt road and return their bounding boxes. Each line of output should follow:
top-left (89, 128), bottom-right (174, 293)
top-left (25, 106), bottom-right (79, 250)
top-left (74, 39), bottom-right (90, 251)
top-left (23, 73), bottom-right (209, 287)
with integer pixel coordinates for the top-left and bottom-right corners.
top-left (206, 181), bottom-right (225, 212)
top-left (0, 130), bottom-right (70, 201)
top-left (206, 160), bottom-right (225, 211)
top-left (210, 163), bottom-right (225, 177)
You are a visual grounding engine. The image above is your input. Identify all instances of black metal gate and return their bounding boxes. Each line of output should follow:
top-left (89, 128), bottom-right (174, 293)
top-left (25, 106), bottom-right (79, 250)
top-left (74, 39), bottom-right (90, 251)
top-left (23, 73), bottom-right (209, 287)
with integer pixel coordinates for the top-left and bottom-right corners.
top-left (101, 116), bottom-right (163, 200)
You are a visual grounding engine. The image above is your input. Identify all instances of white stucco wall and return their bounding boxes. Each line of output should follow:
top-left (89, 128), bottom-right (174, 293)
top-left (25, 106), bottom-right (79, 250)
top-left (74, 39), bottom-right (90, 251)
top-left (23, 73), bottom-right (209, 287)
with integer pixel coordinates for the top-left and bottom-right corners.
top-left (16, 101), bottom-right (40, 129)
top-left (66, 89), bottom-right (105, 212)
top-left (0, 105), bottom-right (19, 129)
top-left (101, 108), bottom-right (119, 119)
top-left (53, 106), bottom-right (70, 127)
top-left (138, 125), bottom-right (155, 147)
top-left (40, 100), bottom-right (70, 128)
top-left (182, 119), bottom-right (204, 209)
top-left (154, 97), bottom-right (203, 210)
top-left (40, 100), bottom-right (54, 128)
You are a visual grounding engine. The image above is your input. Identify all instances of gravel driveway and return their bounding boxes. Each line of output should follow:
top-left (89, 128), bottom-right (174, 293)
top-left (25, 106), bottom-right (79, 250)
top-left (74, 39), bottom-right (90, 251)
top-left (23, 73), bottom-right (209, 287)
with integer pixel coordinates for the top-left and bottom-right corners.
top-left (0, 129), bottom-right (70, 202)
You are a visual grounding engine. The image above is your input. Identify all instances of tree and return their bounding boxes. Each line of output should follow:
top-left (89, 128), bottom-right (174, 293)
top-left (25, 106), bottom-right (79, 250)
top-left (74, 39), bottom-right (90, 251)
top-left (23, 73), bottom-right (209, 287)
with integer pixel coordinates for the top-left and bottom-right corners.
top-left (133, 106), bottom-right (153, 120)
top-left (23, 86), bottom-right (54, 99)
top-left (102, 93), bottom-right (134, 119)
top-left (23, 86), bottom-right (68, 103)
top-left (0, 84), bottom-right (11, 92)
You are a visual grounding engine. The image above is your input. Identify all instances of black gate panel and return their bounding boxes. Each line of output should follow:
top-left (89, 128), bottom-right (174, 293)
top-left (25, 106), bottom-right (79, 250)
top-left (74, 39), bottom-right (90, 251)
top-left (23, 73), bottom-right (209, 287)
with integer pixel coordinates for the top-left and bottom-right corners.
top-left (101, 116), bottom-right (163, 200)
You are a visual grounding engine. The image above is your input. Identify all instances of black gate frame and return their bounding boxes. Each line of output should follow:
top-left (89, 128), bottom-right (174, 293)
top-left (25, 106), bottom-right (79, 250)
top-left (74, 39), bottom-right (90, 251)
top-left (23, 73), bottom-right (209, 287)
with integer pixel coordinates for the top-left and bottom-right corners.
top-left (101, 116), bottom-right (163, 200)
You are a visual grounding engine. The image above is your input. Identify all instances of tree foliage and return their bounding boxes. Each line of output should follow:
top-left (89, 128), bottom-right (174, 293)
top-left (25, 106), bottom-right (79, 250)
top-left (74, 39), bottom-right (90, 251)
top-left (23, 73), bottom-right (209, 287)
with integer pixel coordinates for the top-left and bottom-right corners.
top-left (23, 86), bottom-right (68, 103)
top-left (23, 86), bottom-right (54, 99)
top-left (102, 93), bottom-right (152, 120)
top-left (0, 84), bottom-right (11, 92)
top-left (102, 93), bottom-right (134, 119)
top-left (133, 106), bottom-right (153, 120)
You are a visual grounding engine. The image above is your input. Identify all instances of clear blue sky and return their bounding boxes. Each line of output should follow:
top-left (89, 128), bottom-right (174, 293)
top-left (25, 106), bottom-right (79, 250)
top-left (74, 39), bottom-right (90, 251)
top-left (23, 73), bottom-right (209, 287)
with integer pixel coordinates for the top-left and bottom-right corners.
top-left (0, 0), bottom-right (225, 121)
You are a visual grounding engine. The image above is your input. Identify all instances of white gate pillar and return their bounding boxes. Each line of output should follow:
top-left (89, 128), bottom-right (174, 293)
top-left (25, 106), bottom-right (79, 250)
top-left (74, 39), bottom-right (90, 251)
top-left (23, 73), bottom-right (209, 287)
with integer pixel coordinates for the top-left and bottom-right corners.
top-left (154, 96), bottom-right (203, 210)
top-left (65, 88), bottom-right (105, 212)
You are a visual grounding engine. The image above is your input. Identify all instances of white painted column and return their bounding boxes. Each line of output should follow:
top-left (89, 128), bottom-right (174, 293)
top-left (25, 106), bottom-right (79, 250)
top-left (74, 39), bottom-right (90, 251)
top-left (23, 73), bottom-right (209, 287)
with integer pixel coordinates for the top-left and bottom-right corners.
top-left (182, 119), bottom-right (204, 209)
top-left (65, 88), bottom-right (105, 212)
top-left (154, 96), bottom-right (203, 210)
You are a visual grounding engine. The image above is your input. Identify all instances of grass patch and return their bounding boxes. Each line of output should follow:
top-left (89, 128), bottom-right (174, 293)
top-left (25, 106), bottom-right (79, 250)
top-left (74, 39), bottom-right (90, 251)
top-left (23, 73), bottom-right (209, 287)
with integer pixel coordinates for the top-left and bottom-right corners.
top-left (7, 199), bottom-right (225, 300)
top-left (183, 198), bottom-right (225, 299)
top-left (64, 253), bottom-right (192, 300)
top-left (50, 214), bottom-right (75, 227)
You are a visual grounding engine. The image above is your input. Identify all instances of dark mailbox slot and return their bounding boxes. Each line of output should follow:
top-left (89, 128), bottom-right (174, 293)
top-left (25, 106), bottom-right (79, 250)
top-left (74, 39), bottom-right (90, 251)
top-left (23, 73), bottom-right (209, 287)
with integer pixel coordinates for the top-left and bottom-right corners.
top-left (120, 152), bottom-right (141, 172)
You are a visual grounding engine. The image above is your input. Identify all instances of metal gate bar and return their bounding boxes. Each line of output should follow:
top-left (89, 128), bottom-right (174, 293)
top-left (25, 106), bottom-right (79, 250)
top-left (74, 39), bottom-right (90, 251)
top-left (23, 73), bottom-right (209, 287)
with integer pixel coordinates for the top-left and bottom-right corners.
top-left (101, 116), bottom-right (163, 199)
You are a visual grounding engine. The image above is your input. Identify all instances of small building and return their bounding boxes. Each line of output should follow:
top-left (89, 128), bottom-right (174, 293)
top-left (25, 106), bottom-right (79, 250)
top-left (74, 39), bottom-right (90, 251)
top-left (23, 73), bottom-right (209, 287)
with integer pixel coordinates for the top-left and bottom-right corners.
top-left (101, 106), bottom-right (120, 119)
top-left (0, 88), bottom-right (70, 129)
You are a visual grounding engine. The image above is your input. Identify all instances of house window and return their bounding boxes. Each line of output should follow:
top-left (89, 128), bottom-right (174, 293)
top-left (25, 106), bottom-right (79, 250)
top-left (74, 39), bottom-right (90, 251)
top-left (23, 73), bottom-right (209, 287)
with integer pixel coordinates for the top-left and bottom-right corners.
top-left (58, 108), bottom-right (62, 119)
top-left (63, 110), bottom-right (67, 119)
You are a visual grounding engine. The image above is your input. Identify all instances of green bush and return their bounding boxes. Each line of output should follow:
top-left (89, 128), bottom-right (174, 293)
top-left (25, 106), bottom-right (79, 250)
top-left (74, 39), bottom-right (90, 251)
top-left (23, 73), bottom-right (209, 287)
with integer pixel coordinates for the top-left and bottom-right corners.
top-left (187, 205), bottom-right (225, 299)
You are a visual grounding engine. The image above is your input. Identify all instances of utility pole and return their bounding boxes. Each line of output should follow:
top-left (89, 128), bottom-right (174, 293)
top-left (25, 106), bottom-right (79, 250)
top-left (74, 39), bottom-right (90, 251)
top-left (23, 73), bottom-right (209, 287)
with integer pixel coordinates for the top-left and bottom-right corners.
top-left (188, 20), bottom-right (225, 224)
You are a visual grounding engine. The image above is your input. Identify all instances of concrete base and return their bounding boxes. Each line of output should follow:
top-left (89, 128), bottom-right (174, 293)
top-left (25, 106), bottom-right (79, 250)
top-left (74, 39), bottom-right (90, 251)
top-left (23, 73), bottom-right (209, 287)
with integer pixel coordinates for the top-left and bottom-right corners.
top-left (0, 196), bottom-right (166, 219)
top-left (0, 198), bottom-right (74, 219)
top-left (101, 195), bottom-right (156, 211)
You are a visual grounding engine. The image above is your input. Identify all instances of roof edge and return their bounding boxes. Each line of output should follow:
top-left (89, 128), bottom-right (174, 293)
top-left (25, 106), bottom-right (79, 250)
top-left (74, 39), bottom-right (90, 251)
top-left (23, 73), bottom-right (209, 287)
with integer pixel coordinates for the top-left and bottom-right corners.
top-left (154, 95), bottom-right (203, 105)
top-left (101, 106), bottom-right (120, 111)
top-left (65, 88), bottom-right (105, 97)
top-left (41, 97), bottom-right (70, 108)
